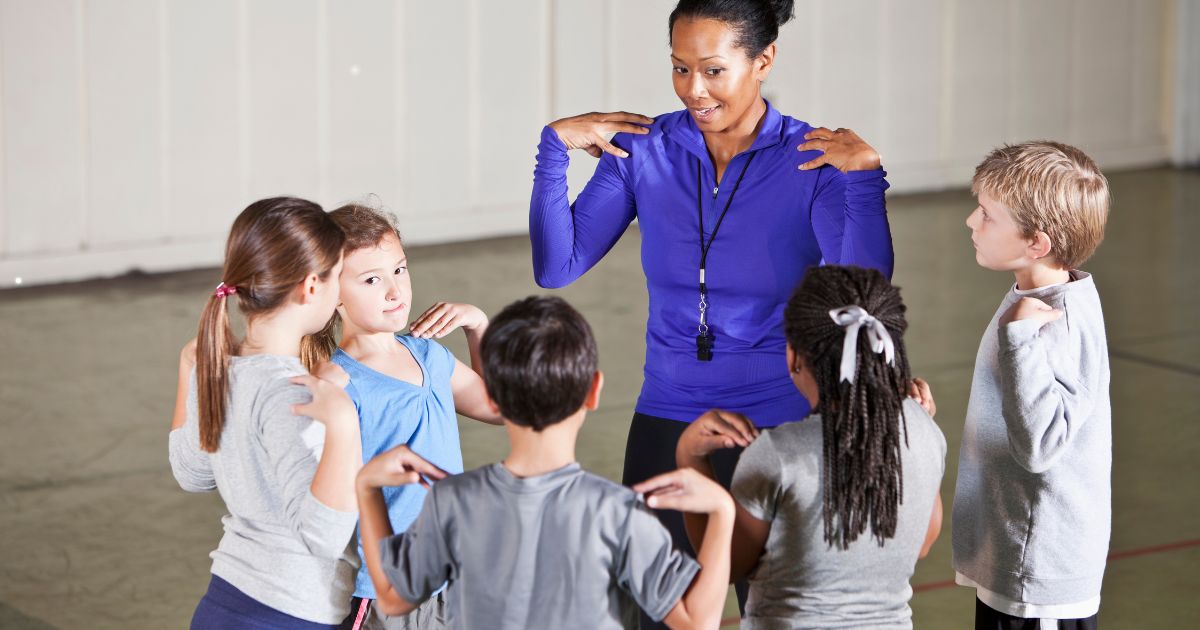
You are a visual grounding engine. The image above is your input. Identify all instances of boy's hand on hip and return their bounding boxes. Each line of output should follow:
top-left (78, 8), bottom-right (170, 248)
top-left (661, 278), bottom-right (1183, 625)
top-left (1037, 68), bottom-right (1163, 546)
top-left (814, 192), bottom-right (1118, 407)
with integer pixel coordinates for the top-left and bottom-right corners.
top-left (411, 302), bottom-right (488, 339)
top-left (357, 445), bottom-right (448, 491)
top-left (1000, 297), bottom-right (1063, 327)
top-left (632, 467), bottom-right (734, 517)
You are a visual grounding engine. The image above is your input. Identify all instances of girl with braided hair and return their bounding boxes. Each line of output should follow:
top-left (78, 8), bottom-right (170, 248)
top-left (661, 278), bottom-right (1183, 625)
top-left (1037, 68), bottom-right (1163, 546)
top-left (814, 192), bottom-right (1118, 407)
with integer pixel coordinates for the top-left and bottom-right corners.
top-left (673, 265), bottom-right (946, 628)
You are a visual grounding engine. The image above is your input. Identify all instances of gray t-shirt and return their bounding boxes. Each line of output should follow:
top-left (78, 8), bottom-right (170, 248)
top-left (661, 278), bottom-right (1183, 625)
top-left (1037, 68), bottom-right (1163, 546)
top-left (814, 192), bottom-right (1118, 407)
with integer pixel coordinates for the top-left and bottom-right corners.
top-left (380, 462), bottom-right (700, 629)
top-left (732, 398), bottom-right (946, 629)
top-left (169, 355), bottom-right (360, 624)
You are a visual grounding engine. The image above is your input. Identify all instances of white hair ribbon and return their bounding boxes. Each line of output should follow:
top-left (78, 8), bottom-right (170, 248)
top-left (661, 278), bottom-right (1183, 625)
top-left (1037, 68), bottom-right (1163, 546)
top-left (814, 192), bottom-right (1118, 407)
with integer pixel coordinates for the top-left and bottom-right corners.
top-left (828, 305), bottom-right (896, 383)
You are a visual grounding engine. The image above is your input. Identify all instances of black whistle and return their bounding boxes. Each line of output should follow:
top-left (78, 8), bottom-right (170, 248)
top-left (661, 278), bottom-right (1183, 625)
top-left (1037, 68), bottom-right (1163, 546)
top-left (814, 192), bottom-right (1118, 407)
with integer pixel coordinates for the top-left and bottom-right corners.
top-left (696, 331), bottom-right (714, 361)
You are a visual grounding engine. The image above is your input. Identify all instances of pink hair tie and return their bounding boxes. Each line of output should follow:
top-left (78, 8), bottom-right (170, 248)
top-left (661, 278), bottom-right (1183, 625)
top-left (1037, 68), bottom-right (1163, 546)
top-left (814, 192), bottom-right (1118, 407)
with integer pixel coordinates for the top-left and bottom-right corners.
top-left (214, 282), bottom-right (238, 299)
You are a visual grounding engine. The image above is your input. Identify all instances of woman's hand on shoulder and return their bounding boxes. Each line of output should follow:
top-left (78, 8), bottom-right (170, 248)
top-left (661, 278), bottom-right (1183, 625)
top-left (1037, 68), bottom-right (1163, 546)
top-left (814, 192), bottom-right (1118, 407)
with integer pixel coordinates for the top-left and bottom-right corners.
top-left (410, 302), bottom-right (487, 339)
top-left (676, 409), bottom-right (760, 466)
top-left (548, 111), bottom-right (654, 159)
top-left (797, 126), bottom-right (881, 173)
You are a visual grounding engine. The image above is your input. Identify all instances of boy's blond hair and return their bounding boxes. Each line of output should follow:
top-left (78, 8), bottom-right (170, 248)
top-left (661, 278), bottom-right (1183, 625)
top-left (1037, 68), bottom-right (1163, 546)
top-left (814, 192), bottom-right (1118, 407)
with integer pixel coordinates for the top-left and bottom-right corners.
top-left (972, 141), bottom-right (1110, 269)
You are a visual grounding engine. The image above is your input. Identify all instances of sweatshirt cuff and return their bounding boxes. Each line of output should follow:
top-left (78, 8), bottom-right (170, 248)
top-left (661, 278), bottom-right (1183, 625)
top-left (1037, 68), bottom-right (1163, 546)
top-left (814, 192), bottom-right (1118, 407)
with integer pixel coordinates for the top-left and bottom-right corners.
top-left (999, 318), bottom-right (1044, 350)
top-left (298, 490), bottom-right (359, 555)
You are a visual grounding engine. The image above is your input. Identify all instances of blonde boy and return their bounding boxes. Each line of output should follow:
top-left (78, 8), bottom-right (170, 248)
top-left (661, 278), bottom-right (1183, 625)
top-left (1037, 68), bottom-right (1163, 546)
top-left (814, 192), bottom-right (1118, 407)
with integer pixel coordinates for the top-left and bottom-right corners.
top-left (954, 141), bottom-right (1111, 629)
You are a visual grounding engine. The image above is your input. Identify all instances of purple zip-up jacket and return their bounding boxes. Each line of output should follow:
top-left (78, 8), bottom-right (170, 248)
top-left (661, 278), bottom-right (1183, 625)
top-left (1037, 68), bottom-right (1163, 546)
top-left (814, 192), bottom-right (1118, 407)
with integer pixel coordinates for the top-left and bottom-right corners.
top-left (530, 101), bottom-right (893, 426)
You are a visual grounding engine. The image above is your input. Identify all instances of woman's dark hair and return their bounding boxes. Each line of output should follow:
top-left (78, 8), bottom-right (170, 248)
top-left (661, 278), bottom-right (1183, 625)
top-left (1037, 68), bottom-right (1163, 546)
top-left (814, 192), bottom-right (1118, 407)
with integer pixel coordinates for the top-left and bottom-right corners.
top-left (784, 265), bottom-right (912, 549)
top-left (668, 0), bottom-right (795, 57)
top-left (197, 197), bottom-right (344, 452)
top-left (481, 296), bottom-right (598, 431)
top-left (302, 203), bottom-right (403, 367)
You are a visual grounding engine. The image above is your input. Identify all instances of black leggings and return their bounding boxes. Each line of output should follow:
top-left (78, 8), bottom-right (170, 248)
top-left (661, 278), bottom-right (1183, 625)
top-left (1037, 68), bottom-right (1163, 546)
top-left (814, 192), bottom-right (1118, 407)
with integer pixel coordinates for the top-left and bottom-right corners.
top-left (621, 412), bottom-right (749, 629)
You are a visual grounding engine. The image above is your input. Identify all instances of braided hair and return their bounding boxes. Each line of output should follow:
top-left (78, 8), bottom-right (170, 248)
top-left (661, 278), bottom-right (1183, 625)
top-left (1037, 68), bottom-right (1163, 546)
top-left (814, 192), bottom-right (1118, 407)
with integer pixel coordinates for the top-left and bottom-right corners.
top-left (783, 265), bottom-right (912, 549)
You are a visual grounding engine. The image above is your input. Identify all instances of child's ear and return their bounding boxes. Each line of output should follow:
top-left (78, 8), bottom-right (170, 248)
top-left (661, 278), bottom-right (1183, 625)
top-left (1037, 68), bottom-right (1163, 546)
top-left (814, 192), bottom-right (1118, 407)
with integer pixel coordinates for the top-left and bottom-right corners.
top-left (297, 273), bottom-right (320, 304)
top-left (786, 344), bottom-right (803, 374)
top-left (1027, 230), bottom-right (1054, 261)
top-left (584, 370), bottom-right (604, 411)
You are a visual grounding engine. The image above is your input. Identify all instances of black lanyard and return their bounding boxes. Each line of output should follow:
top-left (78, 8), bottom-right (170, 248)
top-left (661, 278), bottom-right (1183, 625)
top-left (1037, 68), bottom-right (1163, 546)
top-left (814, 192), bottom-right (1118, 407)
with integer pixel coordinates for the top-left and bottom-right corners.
top-left (695, 152), bottom-right (756, 361)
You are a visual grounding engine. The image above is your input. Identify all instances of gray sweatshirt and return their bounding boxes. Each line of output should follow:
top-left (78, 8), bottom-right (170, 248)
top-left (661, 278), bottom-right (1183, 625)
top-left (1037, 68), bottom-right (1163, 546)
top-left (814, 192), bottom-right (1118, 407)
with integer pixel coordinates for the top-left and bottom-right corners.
top-left (952, 271), bottom-right (1111, 606)
top-left (169, 354), bottom-right (360, 624)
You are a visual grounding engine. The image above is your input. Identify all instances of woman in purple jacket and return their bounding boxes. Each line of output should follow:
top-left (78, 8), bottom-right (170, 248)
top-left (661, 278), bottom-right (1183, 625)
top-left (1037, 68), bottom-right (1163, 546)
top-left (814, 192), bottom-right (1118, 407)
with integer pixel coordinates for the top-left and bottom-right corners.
top-left (530, 0), bottom-right (893, 621)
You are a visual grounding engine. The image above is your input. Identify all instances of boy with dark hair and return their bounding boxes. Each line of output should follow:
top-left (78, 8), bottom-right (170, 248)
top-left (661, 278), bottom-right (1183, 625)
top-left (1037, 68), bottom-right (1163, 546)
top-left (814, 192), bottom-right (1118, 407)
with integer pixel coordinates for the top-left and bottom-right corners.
top-left (353, 296), bottom-right (735, 629)
top-left (955, 141), bottom-right (1112, 629)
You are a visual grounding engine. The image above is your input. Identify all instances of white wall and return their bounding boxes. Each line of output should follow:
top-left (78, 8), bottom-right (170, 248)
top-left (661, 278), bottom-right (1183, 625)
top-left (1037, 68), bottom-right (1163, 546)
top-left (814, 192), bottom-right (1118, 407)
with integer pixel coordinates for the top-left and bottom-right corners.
top-left (0, 0), bottom-right (1178, 287)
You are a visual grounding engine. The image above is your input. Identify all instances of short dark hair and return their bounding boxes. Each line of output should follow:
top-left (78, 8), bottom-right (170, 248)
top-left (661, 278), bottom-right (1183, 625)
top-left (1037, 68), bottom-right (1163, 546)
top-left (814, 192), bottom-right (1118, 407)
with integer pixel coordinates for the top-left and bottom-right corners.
top-left (669, 0), bottom-right (796, 58)
top-left (481, 296), bottom-right (598, 431)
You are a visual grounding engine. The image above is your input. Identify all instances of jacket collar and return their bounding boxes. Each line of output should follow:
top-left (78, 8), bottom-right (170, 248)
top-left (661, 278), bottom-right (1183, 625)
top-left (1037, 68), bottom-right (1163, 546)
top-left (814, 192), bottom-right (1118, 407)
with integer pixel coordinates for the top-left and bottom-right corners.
top-left (665, 98), bottom-right (785, 163)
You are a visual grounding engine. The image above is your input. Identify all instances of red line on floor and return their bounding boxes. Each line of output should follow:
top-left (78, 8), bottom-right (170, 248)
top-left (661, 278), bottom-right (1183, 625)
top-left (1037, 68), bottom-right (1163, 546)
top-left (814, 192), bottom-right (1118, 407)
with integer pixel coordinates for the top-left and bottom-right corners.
top-left (717, 537), bottom-right (1200, 627)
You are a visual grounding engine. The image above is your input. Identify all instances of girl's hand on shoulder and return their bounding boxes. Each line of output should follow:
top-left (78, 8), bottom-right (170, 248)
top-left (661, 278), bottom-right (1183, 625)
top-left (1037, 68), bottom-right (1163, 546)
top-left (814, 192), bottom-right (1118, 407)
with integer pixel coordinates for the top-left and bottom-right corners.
top-left (411, 302), bottom-right (488, 339)
top-left (908, 377), bottom-right (936, 418)
top-left (797, 127), bottom-right (881, 173)
top-left (290, 372), bottom-right (357, 429)
top-left (548, 111), bottom-right (654, 159)
top-left (632, 467), bottom-right (734, 517)
top-left (357, 444), bottom-right (449, 491)
top-left (676, 409), bottom-right (759, 466)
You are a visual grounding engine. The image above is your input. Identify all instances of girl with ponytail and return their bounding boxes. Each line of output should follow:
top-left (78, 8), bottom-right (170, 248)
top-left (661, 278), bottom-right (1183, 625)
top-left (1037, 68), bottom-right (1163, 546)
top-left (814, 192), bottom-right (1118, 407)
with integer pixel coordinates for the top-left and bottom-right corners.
top-left (675, 266), bottom-right (946, 628)
top-left (168, 197), bottom-right (364, 629)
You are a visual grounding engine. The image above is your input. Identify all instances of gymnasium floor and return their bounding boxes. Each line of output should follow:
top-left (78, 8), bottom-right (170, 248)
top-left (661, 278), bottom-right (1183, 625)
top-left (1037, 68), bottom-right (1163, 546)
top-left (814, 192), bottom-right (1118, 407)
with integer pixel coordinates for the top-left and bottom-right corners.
top-left (1, 167), bottom-right (1197, 628)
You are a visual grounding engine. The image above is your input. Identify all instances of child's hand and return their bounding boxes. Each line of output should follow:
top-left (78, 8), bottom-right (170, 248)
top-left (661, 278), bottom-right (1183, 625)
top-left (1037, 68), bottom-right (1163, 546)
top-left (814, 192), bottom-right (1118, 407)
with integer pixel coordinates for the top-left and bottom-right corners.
top-left (1000, 297), bottom-right (1063, 327)
top-left (410, 302), bottom-right (487, 339)
top-left (908, 377), bottom-right (936, 417)
top-left (632, 467), bottom-right (734, 516)
top-left (180, 338), bottom-right (198, 373)
top-left (290, 372), bottom-right (357, 429)
top-left (357, 444), bottom-right (449, 490)
top-left (676, 409), bottom-right (759, 465)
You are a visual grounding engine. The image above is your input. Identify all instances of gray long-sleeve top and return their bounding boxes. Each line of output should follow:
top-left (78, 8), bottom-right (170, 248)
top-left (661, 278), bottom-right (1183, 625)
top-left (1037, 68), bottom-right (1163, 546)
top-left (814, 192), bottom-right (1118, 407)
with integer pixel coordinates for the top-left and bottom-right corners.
top-left (952, 271), bottom-right (1112, 607)
top-left (169, 354), bottom-right (360, 624)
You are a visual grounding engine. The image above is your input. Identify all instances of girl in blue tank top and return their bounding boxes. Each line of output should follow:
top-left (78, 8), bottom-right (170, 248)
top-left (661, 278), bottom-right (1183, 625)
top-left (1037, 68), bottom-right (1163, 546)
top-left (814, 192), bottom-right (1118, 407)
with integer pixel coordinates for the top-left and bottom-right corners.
top-left (308, 203), bottom-right (503, 629)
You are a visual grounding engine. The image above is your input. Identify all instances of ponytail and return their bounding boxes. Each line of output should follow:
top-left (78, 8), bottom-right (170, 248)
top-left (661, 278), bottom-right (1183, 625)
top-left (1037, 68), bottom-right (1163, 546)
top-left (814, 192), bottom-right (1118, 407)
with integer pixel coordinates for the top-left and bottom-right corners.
top-left (193, 197), bottom-right (345, 452)
top-left (301, 312), bottom-right (342, 372)
top-left (196, 292), bottom-right (236, 452)
top-left (783, 265), bottom-right (911, 549)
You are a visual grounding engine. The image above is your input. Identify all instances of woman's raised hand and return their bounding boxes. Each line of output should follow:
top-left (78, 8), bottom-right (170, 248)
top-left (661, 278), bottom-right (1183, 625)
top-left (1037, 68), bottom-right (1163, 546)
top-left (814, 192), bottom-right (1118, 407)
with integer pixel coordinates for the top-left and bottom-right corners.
top-left (676, 409), bottom-right (760, 466)
top-left (797, 127), bottom-right (882, 173)
top-left (548, 111), bottom-right (654, 159)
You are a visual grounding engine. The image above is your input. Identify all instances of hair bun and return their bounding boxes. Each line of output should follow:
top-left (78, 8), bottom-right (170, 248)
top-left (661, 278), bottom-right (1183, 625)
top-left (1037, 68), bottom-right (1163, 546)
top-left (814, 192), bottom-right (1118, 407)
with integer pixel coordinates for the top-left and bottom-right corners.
top-left (766, 0), bottom-right (795, 27)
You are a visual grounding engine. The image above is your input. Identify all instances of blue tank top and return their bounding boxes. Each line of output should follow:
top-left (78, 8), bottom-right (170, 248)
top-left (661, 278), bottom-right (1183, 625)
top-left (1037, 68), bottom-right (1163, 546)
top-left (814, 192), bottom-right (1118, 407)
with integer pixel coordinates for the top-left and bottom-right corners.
top-left (332, 334), bottom-right (464, 599)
